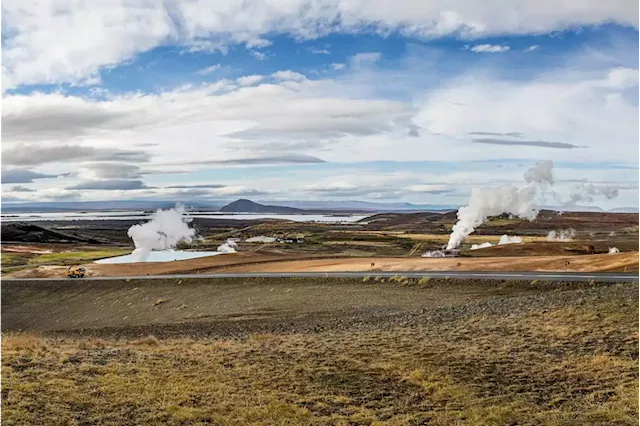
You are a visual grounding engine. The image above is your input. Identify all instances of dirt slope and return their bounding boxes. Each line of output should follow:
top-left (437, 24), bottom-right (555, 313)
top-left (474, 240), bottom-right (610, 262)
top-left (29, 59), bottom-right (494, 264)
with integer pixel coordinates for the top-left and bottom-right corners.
top-left (219, 252), bottom-right (638, 273)
top-left (3, 252), bottom-right (297, 279)
top-left (1, 277), bottom-right (528, 332)
top-left (5, 251), bottom-right (637, 278)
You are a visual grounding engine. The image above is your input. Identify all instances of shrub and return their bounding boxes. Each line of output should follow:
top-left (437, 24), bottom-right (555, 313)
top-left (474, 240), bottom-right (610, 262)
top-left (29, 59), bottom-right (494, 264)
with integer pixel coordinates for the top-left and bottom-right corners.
top-left (418, 277), bottom-right (431, 286)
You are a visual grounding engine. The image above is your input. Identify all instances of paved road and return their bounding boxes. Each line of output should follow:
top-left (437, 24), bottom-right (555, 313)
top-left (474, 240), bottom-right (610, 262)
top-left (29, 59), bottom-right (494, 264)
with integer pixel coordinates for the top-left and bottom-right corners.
top-left (4, 271), bottom-right (637, 283)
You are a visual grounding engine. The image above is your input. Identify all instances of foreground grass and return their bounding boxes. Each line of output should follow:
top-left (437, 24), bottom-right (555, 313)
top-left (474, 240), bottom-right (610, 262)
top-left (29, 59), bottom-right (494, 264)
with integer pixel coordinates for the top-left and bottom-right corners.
top-left (2, 294), bottom-right (637, 425)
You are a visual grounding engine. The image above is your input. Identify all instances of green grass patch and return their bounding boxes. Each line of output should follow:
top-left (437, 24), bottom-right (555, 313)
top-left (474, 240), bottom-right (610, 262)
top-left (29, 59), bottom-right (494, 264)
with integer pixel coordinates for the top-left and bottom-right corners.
top-left (28, 249), bottom-right (130, 265)
top-left (483, 218), bottom-right (521, 226)
top-left (1, 252), bottom-right (32, 267)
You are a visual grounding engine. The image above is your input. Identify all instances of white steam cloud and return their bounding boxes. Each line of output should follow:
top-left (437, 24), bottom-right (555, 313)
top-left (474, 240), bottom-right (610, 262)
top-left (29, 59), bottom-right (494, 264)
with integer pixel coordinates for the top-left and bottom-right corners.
top-left (566, 183), bottom-right (620, 206)
top-left (498, 234), bottom-right (522, 245)
top-left (245, 236), bottom-right (277, 243)
top-left (470, 234), bottom-right (521, 250)
top-left (421, 250), bottom-right (446, 258)
top-left (546, 229), bottom-right (576, 241)
top-left (127, 205), bottom-right (196, 262)
top-left (217, 239), bottom-right (238, 253)
top-left (470, 242), bottom-right (493, 250)
top-left (446, 161), bottom-right (554, 250)
top-left (523, 160), bottom-right (554, 188)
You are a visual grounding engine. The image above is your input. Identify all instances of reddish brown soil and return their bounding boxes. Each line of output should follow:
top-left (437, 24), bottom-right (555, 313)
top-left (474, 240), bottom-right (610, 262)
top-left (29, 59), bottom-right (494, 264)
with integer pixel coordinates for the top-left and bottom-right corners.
top-left (5, 251), bottom-right (637, 278)
top-left (216, 252), bottom-right (638, 273)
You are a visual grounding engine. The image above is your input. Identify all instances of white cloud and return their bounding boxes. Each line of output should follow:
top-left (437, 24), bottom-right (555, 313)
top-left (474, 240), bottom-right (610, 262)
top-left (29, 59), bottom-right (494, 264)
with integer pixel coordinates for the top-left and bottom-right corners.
top-left (2, 27), bottom-right (638, 208)
top-left (250, 51), bottom-right (268, 60)
top-left (412, 66), bottom-right (638, 164)
top-left (524, 44), bottom-right (540, 52)
top-left (605, 67), bottom-right (639, 89)
top-left (4, 59), bottom-right (638, 175)
top-left (2, 75), bottom-right (413, 174)
top-left (310, 48), bottom-right (330, 54)
top-left (6, 0), bottom-right (635, 87)
top-left (271, 70), bottom-right (307, 81)
top-left (470, 44), bottom-right (510, 53)
top-left (236, 75), bottom-right (264, 86)
top-left (2, 0), bottom-right (176, 89)
top-left (350, 52), bottom-right (382, 66)
top-left (331, 63), bottom-right (346, 70)
top-left (77, 163), bottom-right (143, 180)
top-left (245, 38), bottom-right (272, 49)
top-left (196, 64), bottom-right (221, 75)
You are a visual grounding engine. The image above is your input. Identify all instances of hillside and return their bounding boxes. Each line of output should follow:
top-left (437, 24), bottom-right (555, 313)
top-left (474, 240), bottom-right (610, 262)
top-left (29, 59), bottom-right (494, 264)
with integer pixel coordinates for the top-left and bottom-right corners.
top-left (219, 199), bottom-right (304, 213)
top-left (1, 223), bottom-right (109, 244)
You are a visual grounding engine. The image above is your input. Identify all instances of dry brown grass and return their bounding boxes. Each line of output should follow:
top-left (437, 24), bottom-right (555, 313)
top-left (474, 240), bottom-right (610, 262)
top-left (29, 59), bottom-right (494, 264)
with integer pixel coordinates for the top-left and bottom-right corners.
top-left (3, 293), bottom-right (637, 425)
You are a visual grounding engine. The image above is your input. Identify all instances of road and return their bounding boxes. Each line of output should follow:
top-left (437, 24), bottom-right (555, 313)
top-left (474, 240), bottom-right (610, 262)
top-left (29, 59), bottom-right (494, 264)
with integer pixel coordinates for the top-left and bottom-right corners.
top-left (3, 271), bottom-right (638, 282)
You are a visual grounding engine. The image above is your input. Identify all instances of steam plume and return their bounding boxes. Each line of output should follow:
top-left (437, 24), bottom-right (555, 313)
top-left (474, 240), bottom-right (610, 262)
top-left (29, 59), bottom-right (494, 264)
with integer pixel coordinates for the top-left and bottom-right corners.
top-left (446, 161), bottom-right (553, 250)
top-left (421, 250), bottom-right (446, 258)
top-left (546, 229), bottom-right (575, 241)
top-left (566, 183), bottom-right (619, 205)
top-left (523, 160), bottom-right (554, 188)
top-left (217, 239), bottom-right (238, 253)
top-left (498, 234), bottom-right (522, 245)
top-left (470, 234), bottom-right (521, 250)
top-left (470, 242), bottom-right (493, 250)
top-left (127, 205), bottom-right (196, 262)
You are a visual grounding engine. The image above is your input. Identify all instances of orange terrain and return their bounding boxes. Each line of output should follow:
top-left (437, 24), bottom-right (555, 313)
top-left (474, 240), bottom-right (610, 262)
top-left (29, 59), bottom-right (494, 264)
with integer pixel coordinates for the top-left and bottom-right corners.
top-left (216, 252), bottom-right (638, 273)
top-left (4, 251), bottom-right (638, 278)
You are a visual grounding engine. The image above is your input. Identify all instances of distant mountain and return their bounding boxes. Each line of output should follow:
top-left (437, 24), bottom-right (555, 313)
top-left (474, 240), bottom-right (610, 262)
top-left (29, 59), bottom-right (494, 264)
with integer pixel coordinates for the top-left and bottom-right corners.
top-left (3, 198), bottom-right (633, 215)
top-left (1, 223), bottom-right (108, 244)
top-left (219, 199), bottom-right (304, 213)
top-left (609, 207), bottom-right (640, 213)
top-left (541, 205), bottom-right (605, 213)
top-left (257, 199), bottom-right (457, 212)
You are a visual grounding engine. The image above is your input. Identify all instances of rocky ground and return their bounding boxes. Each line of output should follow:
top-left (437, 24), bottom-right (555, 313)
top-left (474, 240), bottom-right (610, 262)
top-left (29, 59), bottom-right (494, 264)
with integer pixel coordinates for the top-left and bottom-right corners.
top-left (2, 277), bottom-right (638, 425)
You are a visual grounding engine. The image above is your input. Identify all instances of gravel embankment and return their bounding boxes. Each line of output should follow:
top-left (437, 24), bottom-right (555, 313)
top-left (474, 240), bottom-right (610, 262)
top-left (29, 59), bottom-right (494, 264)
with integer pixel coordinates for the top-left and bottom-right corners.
top-left (3, 277), bottom-right (634, 339)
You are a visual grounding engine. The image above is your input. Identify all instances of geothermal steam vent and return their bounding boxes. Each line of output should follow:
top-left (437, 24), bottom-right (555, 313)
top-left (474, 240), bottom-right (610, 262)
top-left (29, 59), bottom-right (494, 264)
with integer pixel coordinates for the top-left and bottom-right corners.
top-left (96, 205), bottom-right (235, 264)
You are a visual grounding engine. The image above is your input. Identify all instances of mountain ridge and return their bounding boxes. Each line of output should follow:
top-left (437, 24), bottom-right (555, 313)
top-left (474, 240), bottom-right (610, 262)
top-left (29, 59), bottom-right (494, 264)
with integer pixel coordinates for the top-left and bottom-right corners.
top-left (219, 199), bottom-right (304, 213)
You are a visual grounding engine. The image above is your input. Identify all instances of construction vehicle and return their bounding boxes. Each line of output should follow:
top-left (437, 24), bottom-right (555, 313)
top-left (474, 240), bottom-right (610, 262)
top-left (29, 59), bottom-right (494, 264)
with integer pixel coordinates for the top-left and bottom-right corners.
top-left (67, 266), bottom-right (86, 278)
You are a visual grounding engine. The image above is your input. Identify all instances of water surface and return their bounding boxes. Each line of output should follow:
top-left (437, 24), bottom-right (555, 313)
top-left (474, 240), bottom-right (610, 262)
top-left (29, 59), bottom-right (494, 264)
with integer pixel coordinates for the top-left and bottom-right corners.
top-left (95, 250), bottom-right (225, 264)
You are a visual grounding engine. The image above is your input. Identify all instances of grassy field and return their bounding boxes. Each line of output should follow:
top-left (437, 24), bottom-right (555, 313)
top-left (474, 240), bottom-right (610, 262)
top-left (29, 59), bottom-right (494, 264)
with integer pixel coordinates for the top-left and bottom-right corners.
top-left (339, 230), bottom-right (548, 244)
top-left (1, 247), bottom-right (130, 275)
top-left (27, 249), bottom-right (130, 265)
top-left (2, 283), bottom-right (637, 425)
top-left (0, 252), bottom-right (31, 267)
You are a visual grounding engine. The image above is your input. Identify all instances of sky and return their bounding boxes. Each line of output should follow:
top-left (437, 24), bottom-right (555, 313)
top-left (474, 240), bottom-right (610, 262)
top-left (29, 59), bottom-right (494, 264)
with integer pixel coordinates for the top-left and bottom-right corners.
top-left (1, 0), bottom-right (639, 209)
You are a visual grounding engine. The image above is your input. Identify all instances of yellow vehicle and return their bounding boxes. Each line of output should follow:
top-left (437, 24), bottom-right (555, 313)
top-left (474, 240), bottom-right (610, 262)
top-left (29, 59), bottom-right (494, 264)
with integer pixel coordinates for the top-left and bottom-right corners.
top-left (67, 266), bottom-right (86, 278)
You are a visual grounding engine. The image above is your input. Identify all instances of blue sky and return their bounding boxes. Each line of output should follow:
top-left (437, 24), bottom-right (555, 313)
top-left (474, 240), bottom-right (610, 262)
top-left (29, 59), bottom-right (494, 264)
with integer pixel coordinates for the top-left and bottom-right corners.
top-left (2, 1), bottom-right (638, 209)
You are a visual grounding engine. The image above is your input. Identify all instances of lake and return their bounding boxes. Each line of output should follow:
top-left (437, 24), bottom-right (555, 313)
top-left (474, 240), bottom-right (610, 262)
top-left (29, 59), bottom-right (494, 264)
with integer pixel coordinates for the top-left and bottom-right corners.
top-left (1, 211), bottom-right (370, 224)
top-left (95, 250), bottom-right (226, 264)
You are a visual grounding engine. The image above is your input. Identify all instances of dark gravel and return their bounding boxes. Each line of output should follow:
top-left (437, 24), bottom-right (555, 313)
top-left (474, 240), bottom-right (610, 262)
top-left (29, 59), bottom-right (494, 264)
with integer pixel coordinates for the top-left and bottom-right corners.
top-left (2, 277), bottom-right (632, 340)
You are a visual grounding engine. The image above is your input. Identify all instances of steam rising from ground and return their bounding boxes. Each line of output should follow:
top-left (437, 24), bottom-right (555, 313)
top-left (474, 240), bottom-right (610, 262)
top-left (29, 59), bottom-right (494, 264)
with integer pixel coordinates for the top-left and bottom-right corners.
top-left (446, 161), bottom-right (554, 250)
top-left (470, 234), bottom-right (522, 250)
top-left (498, 235), bottom-right (522, 245)
top-left (567, 183), bottom-right (619, 205)
top-left (217, 239), bottom-right (238, 253)
top-left (421, 250), bottom-right (446, 258)
top-left (524, 160), bottom-right (554, 188)
top-left (546, 229), bottom-right (576, 241)
top-left (127, 205), bottom-right (196, 262)
top-left (245, 236), bottom-right (276, 243)
top-left (470, 242), bottom-right (493, 250)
